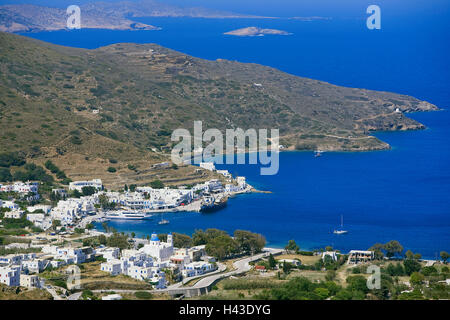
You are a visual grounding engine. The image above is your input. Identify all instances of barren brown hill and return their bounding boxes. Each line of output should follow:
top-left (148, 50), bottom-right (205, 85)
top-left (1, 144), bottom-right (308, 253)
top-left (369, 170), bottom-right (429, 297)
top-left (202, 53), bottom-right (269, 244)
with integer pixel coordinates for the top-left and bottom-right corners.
top-left (0, 31), bottom-right (438, 187)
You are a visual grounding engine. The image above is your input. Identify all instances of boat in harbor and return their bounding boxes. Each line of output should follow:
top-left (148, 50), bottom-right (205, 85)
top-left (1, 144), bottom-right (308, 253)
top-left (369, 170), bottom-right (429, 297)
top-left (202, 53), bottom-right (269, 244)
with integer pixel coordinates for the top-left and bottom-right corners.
top-left (314, 150), bottom-right (323, 157)
top-left (158, 213), bottom-right (170, 225)
top-left (333, 214), bottom-right (348, 234)
top-left (200, 195), bottom-right (227, 213)
top-left (105, 210), bottom-right (152, 220)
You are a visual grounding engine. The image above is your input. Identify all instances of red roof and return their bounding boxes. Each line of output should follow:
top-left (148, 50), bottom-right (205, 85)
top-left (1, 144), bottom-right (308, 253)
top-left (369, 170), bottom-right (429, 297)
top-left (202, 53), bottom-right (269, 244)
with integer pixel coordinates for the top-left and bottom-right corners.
top-left (255, 265), bottom-right (266, 270)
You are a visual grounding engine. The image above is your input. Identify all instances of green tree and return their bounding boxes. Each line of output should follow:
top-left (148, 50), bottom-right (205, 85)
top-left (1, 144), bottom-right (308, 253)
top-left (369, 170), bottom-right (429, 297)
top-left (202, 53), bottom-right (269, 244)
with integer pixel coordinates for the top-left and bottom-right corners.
top-left (106, 232), bottom-right (130, 250)
top-left (383, 240), bottom-right (404, 258)
top-left (172, 232), bottom-right (192, 248)
top-left (440, 251), bottom-right (449, 264)
top-left (405, 250), bottom-right (414, 260)
top-left (285, 239), bottom-right (299, 254)
top-left (81, 186), bottom-right (97, 196)
top-left (346, 275), bottom-right (369, 294)
top-left (314, 287), bottom-right (330, 300)
top-left (325, 270), bottom-right (336, 281)
top-left (403, 258), bottom-right (421, 276)
top-left (268, 254), bottom-right (277, 269)
top-left (150, 179), bottom-right (164, 189)
top-left (74, 228), bottom-right (85, 234)
top-left (233, 230), bottom-right (266, 255)
top-left (98, 234), bottom-right (107, 245)
top-left (0, 168), bottom-right (12, 182)
top-left (410, 272), bottom-right (425, 286)
top-left (282, 261), bottom-right (293, 274)
top-left (205, 235), bottom-right (238, 261)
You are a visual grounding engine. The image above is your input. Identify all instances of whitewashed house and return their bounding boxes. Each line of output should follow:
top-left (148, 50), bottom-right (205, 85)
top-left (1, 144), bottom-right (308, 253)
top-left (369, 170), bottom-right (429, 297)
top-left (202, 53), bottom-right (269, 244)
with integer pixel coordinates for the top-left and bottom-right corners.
top-left (0, 266), bottom-right (21, 286)
top-left (69, 179), bottom-right (103, 192)
top-left (1, 201), bottom-right (20, 210)
top-left (20, 274), bottom-right (41, 288)
top-left (100, 260), bottom-right (123, 276)
top-left (199, 162), bottom-right (216, 171)
top-left (140, 233), bottom-right (174, 262)
top-left (4, 210), bottom-right (25, 219)
top-left (27, 204), bottom-right (52, 214)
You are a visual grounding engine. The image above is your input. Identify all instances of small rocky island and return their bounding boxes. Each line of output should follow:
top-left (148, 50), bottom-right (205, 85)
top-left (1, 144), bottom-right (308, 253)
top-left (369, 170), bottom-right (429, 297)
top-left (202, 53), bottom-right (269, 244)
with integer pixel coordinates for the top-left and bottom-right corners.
top-left (224, 27), bottom-right (292, 37)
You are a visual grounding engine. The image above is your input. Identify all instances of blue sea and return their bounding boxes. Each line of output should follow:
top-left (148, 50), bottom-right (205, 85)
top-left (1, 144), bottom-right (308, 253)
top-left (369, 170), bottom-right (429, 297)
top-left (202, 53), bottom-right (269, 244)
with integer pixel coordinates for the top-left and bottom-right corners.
top-left (20, 1), bottom-right (450, 258)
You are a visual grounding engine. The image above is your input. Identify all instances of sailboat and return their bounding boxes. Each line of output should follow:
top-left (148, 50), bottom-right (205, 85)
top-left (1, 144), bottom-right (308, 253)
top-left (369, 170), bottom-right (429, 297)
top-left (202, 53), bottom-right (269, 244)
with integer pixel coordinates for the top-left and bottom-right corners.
top-left (158, 213), bottom-right (169, 225)
top-left (333, 215), bottom-right (348, 234)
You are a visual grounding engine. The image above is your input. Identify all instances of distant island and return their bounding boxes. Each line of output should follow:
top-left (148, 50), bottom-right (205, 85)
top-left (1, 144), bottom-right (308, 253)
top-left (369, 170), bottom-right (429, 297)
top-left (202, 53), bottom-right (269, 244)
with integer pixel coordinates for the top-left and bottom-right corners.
top-left (224, 27), bottom-right (292, 37)
top-left (0, 0), bottom-right (271, 33)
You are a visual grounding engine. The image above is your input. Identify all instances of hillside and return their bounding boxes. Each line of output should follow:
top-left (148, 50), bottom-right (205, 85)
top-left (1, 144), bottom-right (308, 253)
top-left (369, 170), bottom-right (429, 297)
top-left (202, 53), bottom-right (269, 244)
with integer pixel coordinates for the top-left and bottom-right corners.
top-left (0, 32), bottom-right (438, 185)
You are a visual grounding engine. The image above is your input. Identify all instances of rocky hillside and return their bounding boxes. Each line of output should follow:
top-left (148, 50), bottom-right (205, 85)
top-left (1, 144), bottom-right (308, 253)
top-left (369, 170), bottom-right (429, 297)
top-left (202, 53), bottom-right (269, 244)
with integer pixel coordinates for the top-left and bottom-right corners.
top-left (0, 31), bottom-right (438, 185)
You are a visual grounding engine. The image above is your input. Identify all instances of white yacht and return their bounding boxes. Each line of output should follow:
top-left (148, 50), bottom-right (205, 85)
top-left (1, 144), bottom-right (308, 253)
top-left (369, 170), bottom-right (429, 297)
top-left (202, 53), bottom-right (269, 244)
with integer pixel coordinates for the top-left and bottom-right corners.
top-left (333, 215), bottom-right (348, 234)
top-left (105, 210), bottom-right (152, 220)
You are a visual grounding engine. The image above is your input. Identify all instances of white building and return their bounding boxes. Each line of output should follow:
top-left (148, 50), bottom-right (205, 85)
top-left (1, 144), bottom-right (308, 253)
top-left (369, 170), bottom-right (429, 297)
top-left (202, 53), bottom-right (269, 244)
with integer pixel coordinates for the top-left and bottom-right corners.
top-left (52, 188), bottom-right (68, 197)
top-left (0, 181), bottom-right (38, 194)
top-left (140, 233), bottom-right (174, 262)
top-left (347, 250), bottom-right (374, 264)
top-left (278, 259), bottom-right (302, 267)
top-left (100, 260), bottom-right (123, 276)
top-left (97, 247), bottom-right (120, 261)
top-left (322, 251), bottom-right (339, 262)
top-left (0, 266), bottom-right (20, 286)
top-left (1, 200), bottom-right (20, 210)
top-left (0, 254), bottom-right (23, 265)
top-left (216, 170), bottom-right (232, 179)
top-left (26, 213), bottom-right (52, 230)
top-left (55, 247), bottom-right (89, 264)
top-left (127, 266), bottom-right (154, 281)
top-left (199, 162), bottom-right (216, 171)
top-left (131, 188), bottom-right (193, 209)
top-left (27, 204), bottom-right (52, 214)
top-left (182, 262), bottom-right (215, 278)
top-left (170, 248), bottom-right (191, 268)
top-left (20, 274), bottom-right (40, 288)
top-left (4, 210), bottom-right (25, 219)
top-left (21, 259), bottom-right (48, 273)
top-left (236, 176), bottom-right (247, 189)
top-left (69, 179), bottom-right (103, 192)
top-left (49, 196), bottom-right (97, 224)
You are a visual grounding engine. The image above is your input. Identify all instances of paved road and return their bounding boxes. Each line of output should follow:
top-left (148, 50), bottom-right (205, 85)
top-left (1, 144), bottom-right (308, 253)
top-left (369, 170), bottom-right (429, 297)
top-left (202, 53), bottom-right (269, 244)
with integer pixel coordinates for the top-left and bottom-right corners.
top-left (45, 286), bottom-right (63, 300)
top-left (67, 292), bottom-right (82, 300)
top-left (192, 247), bottom-right (282, 289)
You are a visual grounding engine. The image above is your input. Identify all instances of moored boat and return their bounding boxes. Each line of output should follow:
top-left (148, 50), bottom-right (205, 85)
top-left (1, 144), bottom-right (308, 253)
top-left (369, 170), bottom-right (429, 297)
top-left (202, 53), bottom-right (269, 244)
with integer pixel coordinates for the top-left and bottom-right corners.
top-left (105, 210), bottom-right (152, 220)
top-left (200, 196), bottom-right (227, 213)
